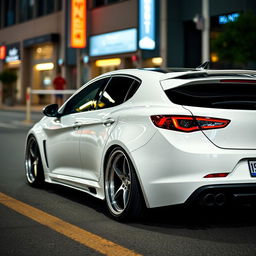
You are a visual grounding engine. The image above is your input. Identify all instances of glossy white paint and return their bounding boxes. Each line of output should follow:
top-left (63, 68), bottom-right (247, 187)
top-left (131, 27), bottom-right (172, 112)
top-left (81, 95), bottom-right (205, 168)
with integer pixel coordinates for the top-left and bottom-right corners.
top-left (26, 68), bottom-right (256, 208)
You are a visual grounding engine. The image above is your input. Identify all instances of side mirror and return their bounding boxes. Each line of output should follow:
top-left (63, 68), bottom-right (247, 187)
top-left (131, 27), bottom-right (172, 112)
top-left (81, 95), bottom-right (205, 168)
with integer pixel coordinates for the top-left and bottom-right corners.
top-left (43, 104), bottom-right (60, 117)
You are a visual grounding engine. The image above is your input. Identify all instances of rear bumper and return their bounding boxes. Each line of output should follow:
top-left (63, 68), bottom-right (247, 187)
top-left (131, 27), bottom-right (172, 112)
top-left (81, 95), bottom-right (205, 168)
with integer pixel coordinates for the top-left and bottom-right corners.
top-left (131, 129), bottom-right (256, 208)
top-left (186, 183), bottom-right (256, 207)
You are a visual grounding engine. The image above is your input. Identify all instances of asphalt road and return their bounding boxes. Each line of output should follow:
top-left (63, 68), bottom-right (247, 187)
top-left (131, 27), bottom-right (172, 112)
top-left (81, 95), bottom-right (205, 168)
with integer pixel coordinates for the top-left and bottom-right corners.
top-left (1, 109), bottom-right (256, 256)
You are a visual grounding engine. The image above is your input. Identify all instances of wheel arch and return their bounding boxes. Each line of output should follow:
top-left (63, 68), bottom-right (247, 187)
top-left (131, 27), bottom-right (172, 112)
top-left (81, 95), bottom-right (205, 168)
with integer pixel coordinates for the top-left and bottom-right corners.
top-left (103, 143), bottom-right (149, 208)
top-left (25, 128), bottom-right (48, 174)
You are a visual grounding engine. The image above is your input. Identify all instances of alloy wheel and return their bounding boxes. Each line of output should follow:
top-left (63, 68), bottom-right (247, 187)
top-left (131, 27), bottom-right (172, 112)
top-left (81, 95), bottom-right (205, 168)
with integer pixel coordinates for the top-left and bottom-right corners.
top-left (25, 137), bottom-right (41, 184)
top-left (105, 149), bottom-right (132, 216)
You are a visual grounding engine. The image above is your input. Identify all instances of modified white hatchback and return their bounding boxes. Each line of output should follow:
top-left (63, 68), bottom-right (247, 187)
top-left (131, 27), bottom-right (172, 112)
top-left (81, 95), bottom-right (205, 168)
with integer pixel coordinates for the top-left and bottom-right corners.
top-left (25, 68), bottom-right (256, 220)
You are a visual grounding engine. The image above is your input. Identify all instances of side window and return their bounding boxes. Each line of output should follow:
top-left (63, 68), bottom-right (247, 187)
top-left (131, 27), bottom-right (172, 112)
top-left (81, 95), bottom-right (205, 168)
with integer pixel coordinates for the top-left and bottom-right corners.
top-left (97, 76), bottom-right (134, 109)
top-left (124, 80), bottom-right (140, 101)
top-left (62, 77), bottom-right (109, 115)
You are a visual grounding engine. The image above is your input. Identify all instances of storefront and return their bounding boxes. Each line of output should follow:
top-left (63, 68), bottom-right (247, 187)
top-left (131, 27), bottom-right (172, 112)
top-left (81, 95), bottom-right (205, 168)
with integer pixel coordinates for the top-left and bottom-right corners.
top-left (23, 34), bottom-right (59, 104)
top-left (88, 26), bottom-right (161, 77)
top-left (2, 43), bottom-right (21, 105)
top-left (88, 28), bottom-right (138, 77)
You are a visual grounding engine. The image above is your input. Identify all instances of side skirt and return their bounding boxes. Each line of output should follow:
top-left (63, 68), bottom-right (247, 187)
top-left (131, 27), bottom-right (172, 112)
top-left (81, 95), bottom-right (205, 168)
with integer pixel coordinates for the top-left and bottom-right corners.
top-left (46, 173), bottom-right (105, 200)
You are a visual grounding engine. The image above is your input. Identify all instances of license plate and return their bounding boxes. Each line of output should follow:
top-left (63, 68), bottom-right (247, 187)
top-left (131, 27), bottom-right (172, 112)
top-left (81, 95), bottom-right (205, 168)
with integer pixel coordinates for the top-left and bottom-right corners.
top-left (248, 161), bottom-right (256, 177)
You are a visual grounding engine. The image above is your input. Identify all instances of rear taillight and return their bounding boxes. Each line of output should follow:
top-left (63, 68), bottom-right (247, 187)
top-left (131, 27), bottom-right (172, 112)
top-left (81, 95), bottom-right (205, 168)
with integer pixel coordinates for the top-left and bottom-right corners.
top-left (204, 173), bottom-right (229, 178)
top-left (150, 115), bottom-right (230, 132)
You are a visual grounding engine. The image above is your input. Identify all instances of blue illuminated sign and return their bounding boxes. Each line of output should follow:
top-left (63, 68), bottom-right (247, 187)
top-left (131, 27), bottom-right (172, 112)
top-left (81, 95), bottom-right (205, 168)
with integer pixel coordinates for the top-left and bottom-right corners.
top-left (89, 28), bottom-right (137, 57)
top-left (139, 0), bottom-right (155, 50)
top-left (219, 13), bottom-right (240, 24)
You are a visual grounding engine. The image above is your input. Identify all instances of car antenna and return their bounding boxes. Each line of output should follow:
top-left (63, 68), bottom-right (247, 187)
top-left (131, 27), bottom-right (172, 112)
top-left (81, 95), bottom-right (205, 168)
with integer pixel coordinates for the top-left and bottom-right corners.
top-left (196, 61), bottom-right (210, 70)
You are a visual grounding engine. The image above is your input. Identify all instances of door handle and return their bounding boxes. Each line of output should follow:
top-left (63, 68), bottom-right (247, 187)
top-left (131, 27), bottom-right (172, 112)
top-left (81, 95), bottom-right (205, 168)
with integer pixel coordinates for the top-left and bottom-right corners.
top-left (73, 121), bottom-right (81, 130)
top-left (103, 118), bottom-right (115, 126)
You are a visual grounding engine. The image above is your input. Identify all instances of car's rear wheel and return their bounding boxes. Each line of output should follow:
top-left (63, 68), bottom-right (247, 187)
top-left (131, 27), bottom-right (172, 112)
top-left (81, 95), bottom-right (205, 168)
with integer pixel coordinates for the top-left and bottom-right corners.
top-left (104, 147), bottom-right (144, 221)
top-left (25, 136), bottom-right (45, 187)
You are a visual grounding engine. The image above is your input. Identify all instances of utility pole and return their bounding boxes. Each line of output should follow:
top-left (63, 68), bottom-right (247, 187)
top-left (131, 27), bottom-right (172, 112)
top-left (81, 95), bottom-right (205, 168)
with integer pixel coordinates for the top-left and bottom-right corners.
top-left (76, 48), bottom-right (81, 89)
top-left (202, 0), bottom-right (210, 62)
top-left (160, 0), bottom-right (167, 68)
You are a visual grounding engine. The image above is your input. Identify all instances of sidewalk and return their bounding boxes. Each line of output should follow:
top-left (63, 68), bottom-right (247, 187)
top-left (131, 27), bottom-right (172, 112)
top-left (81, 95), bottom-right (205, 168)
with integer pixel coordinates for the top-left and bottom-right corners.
top-left (0, 104), bottom-right (45, 113)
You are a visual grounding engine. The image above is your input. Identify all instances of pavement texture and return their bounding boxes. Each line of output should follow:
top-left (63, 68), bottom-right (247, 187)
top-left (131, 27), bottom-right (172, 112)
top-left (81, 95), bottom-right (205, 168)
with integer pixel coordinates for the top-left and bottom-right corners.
top-left (1, 110), bottom-right (256, 256)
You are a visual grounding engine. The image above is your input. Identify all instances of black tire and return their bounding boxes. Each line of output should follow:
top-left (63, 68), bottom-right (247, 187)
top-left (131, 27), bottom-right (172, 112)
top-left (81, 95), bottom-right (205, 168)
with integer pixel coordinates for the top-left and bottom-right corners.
top-left (25, 136), bottom-right (45, 187)
top-left (104, 147), bottom-right (144, 221)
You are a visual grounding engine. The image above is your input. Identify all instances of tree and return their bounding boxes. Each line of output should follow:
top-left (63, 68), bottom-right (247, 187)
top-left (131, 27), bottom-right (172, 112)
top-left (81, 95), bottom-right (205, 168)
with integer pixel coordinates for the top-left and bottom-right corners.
top-left (212, 11), bottom-right (256, 67)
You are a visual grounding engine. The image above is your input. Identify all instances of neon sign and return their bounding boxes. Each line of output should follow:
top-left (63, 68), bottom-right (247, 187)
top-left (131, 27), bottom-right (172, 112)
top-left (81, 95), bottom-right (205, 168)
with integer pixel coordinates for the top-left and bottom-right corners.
top-left (139, 0), bottom-right (155, 50)
top-left (70, 0), bottom-right (86, 48)
top-left (219, 13), bottom-right (240, 24)
top-left (5, 44), bottom-right (20, 63)
top-left (0, 46), bottom-right (6, 60)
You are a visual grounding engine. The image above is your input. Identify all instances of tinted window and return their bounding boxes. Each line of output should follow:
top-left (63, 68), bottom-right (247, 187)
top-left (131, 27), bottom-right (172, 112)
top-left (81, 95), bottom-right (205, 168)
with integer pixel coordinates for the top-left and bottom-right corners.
top-left (97, 76), bottom-right (134, 109)
top-left (124, 80), bottom-right (140, 101)
top-left (165, 82), bottom-right (256, 110)
top-left (62, 78), bottom-right (109, 115)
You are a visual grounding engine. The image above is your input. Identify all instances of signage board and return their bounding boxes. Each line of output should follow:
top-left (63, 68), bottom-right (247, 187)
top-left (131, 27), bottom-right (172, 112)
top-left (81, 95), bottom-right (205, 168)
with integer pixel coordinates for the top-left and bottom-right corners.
top-left (89, 28), bottom-right (137, 57)
top-left (219, 13), bottom-right (240, 24)
top-left (0, 46), bottom-right (6, 60)
top-left (70, 0), bottom-right (86, 48)
top-left (139, 0), bottom-right (155, 50)
top-left (5, 43), bottom-right (20, 63)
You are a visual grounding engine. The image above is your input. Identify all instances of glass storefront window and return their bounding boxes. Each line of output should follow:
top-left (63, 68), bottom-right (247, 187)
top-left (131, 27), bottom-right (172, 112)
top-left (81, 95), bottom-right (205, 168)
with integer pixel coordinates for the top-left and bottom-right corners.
top-left (4, 0), bottom-right (16, 27)
top-left (36, 0), bottom-right (55, 17)
top-left (90, 0), bottom-right (126, 8)
top-left (36, 0), bottom-right (44, 17)
top-left (0, 0), bottom-right (2, 28)
top-left (33, 44), bottom-right (54, 60)
top-left (56, 0), bottom-right (62, 11)
top-left (94, 0), bottom-right (105, 7)
top-left (19, 0), bottom-right (34, 22)
top-left (46, 0), bottom-right (54, 14)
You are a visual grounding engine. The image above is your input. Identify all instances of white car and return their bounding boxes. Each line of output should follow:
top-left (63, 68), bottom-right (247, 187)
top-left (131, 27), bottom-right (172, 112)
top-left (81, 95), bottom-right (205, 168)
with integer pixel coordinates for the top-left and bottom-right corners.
top-left (25, 67), bottom-right (256, 220)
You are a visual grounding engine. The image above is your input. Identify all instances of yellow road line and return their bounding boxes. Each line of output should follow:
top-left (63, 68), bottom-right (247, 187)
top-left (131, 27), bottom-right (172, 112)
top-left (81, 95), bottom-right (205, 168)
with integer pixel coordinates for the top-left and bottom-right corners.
top-left (0, 192), bottom-right (142, 256)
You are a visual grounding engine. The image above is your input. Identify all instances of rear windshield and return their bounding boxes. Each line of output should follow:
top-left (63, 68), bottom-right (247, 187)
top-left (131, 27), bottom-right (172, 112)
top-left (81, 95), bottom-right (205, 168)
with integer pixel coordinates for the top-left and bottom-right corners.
top-left (165, 83), bottom-right (256, 110)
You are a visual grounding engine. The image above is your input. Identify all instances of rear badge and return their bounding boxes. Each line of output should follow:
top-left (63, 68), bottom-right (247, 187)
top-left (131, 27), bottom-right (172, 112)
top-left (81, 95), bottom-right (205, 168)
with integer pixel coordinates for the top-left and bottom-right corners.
top-left (248, 161), bottom-right (256, 177)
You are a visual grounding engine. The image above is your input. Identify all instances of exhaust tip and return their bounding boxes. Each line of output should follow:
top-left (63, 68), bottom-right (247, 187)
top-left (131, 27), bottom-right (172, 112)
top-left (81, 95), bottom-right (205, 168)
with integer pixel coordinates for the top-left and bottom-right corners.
top-left (215, 193), bottom-right (226, 207)
top-left (202, 193), bottom-right (215, 207)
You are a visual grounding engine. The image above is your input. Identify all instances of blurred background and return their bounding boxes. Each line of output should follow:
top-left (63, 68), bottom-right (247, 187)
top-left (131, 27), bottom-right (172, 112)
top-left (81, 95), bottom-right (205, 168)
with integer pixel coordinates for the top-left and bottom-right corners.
top-left (0, 0), bottom-right (256, 107)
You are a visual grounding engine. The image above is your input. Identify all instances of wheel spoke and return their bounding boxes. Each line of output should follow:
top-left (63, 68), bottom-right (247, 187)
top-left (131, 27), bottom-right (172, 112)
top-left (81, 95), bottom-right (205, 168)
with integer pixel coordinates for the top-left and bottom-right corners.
top-left (33, 158), bottom-right (38, 177)
top-left (113, 185), bottom-right (123, 201)
top-left (123, 157), bottom-right (131, 179)
top-left (113, 165), bottom-right (124, 181)
top-left (29, 142), bottom-right (38, 158)
top-left (30, 146), bottom-right (35, 158)
top-left (123, 188), bottom-right (129, 208)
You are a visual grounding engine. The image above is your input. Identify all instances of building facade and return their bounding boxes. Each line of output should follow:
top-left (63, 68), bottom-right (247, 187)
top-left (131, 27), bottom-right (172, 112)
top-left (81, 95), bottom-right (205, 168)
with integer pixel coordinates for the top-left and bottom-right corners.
top-left (167, 0), bottom-right (256, 68)
top-left (0, 0), bottom-right (255, 105)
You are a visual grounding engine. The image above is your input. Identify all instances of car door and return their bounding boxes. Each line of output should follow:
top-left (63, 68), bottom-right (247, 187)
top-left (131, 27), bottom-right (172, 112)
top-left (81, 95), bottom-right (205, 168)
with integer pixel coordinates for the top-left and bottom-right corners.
top-left (79, 75), bottom-right (139, 182)
top-left (45, 77), bottom-right (109, 178)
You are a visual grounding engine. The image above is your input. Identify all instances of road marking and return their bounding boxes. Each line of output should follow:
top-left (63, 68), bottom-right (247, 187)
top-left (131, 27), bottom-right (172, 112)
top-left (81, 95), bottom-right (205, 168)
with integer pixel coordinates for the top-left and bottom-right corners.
top-left (0, 192), bottom-right (141, 256)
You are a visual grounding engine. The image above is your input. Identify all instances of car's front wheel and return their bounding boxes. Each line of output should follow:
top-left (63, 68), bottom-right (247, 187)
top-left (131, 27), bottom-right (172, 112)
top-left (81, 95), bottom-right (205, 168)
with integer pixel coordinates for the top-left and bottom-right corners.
top-left (104, 147), bottom-right (144, 221)
top-left (25, 136), bottom-right (45, 187)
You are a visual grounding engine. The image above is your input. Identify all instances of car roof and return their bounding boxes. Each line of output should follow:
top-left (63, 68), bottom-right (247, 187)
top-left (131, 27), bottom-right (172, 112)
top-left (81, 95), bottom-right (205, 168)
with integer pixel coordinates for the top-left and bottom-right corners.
top-left (96, 68), bottom-right (256, 82)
